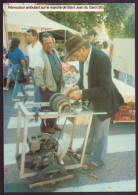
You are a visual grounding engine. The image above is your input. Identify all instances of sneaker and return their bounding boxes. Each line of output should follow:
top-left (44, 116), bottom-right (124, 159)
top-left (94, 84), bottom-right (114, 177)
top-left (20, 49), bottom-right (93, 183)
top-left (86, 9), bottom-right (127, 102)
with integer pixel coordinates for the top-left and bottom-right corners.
top-left (12, 99), bottom-right (20, 102)
top-left (3, 87), bottom-right (9, 90)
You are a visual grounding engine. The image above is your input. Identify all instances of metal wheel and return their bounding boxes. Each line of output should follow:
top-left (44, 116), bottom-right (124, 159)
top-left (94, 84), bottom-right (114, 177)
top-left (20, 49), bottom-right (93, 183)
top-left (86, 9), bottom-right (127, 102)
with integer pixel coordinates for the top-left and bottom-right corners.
top-left (49, 93), bottom-right (62, 107)
top-left (57, 101), bottom-right (72, 113)
top-left (37, 165), bottom-right (67, 192)
top-left (52, 95), bottom-right (70, 111)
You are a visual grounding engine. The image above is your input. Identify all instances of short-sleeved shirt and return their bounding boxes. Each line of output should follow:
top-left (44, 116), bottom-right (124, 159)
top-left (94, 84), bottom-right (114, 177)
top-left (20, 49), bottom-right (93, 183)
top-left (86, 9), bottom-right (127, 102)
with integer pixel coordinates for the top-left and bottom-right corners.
top-left (8, 47), bottom-right (25, 64)
top-left (46, 50), bottom-right (62, 83)
top-left (28, 41), bottom-right (42, 69)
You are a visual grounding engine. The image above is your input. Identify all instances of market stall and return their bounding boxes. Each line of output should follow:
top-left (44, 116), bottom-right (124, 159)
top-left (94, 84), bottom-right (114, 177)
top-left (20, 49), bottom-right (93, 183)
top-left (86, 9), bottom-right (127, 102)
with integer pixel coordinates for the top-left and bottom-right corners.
top-left (113, 78), bottom-right (135, 122)
top-left (3, 3), bottom-right (80, 56)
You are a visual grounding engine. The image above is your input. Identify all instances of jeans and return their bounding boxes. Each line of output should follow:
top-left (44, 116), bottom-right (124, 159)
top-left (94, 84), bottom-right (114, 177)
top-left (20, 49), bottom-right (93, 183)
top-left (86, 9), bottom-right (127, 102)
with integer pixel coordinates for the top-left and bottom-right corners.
top-left (22, 67), bottom-right (27, 75)
top-left (80, 102), bottom-right (111, 166)
top-left (30, 69), bottom-right (35, 86)
top-left (40, 84), bottom-right (61, 129)
top-left (12, 64), bottom-right (26, 99)
top-left (30, 69), bottom-right (41, 112)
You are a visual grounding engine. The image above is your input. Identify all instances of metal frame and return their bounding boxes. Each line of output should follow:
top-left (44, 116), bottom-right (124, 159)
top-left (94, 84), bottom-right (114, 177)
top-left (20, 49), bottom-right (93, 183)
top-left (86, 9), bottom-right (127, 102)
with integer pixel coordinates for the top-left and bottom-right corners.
top-left (16, 102), bottom-right (106, 179)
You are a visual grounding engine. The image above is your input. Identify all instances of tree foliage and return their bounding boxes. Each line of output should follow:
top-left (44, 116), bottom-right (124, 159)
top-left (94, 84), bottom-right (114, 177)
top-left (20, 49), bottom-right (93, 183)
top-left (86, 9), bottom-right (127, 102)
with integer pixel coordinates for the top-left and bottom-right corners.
top-left (39, 3), bottom-right (135, 39)
top-left (104, 3), bottom-right (135, 39)
top-left (123, 5), bottom-right (135, 38)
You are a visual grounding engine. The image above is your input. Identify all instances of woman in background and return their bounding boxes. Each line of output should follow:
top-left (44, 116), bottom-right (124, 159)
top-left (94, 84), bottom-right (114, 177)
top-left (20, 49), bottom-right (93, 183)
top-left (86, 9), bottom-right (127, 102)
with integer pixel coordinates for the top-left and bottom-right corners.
top-left (8, 37), bottom-right (28, 102)
top-left (3, 40), bottom-right (14, 90)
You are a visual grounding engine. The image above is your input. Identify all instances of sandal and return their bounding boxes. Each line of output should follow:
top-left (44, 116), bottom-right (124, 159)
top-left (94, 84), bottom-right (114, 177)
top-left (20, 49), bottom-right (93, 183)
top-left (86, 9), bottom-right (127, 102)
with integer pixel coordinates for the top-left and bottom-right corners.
top-left (83, 161), bottom-right (102, 170)
top-left (12, 99), bottom-right (20, 102)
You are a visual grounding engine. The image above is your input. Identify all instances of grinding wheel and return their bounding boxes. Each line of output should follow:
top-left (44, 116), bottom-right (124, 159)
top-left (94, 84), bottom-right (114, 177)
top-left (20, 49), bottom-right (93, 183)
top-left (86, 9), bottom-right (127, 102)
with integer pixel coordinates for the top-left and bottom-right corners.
top-left (52, 95), bottom-right (70, 112)
top-left (56, 99), bottom-right (70, 111)
top-left (57, 101), bottom-right (72, 113)
top-left (49, 93), bottom-right (62, 107)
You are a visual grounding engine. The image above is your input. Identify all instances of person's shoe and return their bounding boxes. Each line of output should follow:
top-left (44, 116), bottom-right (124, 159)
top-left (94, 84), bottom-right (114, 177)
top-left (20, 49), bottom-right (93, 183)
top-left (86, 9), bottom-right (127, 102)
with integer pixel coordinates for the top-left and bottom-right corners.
top-left (12, 99), bottom-right (20, 102)
top-left (24, 93), bottom-right (28, 96)
top-left (82, 161), bottom-right (103, 170)
top-left (3, 87), bottom-right (9, 90)
top-left (54, 125), bottom-right (62, 131)
top-left (41, 126), bottom-right (56, 134)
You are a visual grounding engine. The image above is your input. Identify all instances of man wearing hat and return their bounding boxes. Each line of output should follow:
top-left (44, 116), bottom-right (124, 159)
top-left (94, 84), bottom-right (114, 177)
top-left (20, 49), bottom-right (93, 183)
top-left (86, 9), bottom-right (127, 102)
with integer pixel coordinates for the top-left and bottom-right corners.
top-left (65, 34), bottom-right (124, 170)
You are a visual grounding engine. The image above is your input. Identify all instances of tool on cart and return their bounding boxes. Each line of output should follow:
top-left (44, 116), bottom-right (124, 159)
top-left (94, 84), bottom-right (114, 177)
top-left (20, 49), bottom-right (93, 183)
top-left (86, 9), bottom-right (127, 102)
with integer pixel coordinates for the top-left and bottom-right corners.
top-left (33, 93), bottom-right (90, 114)
top-left (16, 133), bottom-right (59, 171)
top-left (77, 169), bottom-right (98, 179)
top-left (16, 93), bottom-right (106, 192)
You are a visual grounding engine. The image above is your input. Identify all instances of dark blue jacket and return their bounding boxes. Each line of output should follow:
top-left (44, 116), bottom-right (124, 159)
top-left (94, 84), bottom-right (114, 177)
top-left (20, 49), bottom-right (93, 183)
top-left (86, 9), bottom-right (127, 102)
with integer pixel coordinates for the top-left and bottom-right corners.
top-left (78, 46), bottom-right (124, 120)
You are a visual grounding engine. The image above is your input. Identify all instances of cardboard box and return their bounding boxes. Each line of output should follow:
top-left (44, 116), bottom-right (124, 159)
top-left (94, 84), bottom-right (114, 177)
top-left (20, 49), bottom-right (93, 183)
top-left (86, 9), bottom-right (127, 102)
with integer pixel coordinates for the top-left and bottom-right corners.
top-left (113, 105), bottom-right (135, 121)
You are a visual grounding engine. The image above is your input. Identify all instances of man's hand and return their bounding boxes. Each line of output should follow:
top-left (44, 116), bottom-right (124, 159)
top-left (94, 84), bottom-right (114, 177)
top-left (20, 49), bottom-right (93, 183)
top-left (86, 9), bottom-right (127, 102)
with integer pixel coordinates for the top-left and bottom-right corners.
top-left (69, 90), bottom-right (81, 101)
top-left (65, 86), bottom-right (79, 96)
top-left (41, 86), bottom-right (46, 92)
top-left (21, 60), bottom-right (26, 68)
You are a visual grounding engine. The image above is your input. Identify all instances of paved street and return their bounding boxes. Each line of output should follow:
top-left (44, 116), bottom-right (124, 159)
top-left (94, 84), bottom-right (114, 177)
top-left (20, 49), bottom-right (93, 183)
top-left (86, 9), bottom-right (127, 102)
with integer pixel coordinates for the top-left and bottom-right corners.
top-left (3, 79), bottom-right (136, 192)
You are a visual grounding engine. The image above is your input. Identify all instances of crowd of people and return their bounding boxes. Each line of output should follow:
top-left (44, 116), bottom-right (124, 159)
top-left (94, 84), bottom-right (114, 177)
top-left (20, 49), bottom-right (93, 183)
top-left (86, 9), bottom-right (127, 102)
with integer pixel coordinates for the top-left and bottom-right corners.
top-left (3, 28), bottom-right (124, 171)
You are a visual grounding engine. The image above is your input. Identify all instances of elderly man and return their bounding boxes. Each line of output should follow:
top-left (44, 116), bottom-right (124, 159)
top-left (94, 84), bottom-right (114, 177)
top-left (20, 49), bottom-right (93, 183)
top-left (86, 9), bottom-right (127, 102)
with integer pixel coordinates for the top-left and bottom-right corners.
top-left (65, 35), bottom-right (124, 170)
top-left (34, 33), bottom-right (65, 134)
top-left (26, 29), bottom-right (42, 110)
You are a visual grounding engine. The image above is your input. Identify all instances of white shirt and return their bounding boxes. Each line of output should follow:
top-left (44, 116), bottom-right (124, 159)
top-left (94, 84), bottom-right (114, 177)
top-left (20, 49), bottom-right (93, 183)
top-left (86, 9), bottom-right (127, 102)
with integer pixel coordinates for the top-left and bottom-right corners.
top-left (83, 46), bottom-right (92, 89)
top-left (28, 41), bottom-right (42, 69)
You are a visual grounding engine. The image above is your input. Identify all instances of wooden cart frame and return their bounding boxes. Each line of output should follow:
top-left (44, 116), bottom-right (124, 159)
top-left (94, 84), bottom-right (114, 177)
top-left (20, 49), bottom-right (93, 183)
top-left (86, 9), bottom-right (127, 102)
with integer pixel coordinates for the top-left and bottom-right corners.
top-left (16, 102), bottom-right (106, 182)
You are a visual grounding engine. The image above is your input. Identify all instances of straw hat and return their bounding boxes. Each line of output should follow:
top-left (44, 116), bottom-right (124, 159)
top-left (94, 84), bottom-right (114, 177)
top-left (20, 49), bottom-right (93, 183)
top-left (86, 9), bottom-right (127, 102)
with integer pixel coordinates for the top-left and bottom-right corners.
top-left (64, 34), bottom-right (89, 60)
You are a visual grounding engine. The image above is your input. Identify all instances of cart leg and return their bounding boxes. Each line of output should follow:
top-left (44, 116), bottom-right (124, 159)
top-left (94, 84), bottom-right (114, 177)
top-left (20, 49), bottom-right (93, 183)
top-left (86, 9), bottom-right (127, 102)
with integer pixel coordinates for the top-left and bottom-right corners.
top-left (80, 115), bottom-right (93, 165)
top-left (16, 108), bottom-right (22, 157)
top-left (20, 118), bottom-right (29, 177)
top-left (68, 117), bottom-right (76, 150)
